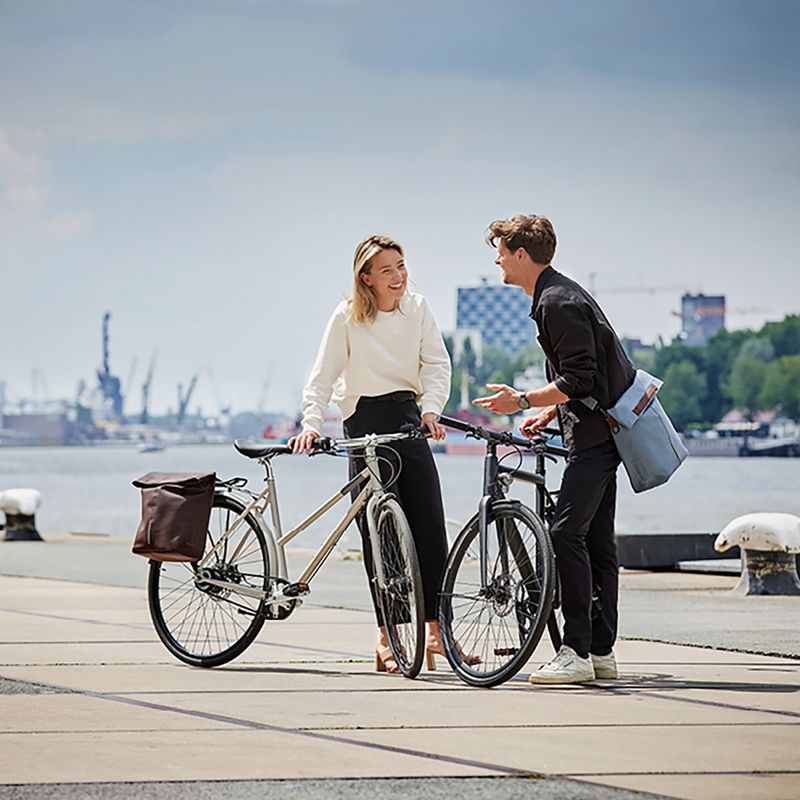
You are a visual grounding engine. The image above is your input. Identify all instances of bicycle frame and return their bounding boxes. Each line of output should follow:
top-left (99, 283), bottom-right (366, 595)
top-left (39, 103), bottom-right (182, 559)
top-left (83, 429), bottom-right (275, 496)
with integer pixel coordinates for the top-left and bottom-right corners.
top-left (195, 436), bottom-right (397, 608)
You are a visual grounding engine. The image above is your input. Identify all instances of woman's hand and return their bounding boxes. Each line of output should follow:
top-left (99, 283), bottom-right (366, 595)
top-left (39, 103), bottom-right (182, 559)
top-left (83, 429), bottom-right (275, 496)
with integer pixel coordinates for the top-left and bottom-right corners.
top-left (472, 383), bottom-right (522, 415)
top-left (288, 430), bottom-right (320, 455)
top-left (421, 412), bottom-right (446, 441)
top-left (519, 405), bottom-right (558, 438)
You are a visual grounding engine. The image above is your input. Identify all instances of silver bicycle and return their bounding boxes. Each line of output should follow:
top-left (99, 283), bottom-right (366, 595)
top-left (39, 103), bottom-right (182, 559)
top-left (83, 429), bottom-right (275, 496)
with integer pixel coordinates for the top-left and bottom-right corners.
top-left (147, 430), bottom-right (426, 677)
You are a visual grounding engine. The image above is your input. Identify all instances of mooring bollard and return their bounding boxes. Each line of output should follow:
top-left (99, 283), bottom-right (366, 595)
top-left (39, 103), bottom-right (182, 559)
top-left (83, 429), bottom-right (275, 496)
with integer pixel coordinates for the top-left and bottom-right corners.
top-left (714, 512), bottom-right (800, 596)
top-left (0, 489), bottom-right (44, 542)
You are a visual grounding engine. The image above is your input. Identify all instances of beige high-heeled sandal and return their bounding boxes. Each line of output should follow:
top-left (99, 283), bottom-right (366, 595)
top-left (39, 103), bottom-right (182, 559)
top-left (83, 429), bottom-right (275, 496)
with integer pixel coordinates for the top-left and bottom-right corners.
top-left (375, 645), bottom-right (400, 673)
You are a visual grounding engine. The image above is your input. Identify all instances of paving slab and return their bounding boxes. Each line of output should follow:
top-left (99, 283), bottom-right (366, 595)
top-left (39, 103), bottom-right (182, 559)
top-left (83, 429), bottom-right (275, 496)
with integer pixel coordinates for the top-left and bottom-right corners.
top-left (0, 573), bottom-right (797, 800)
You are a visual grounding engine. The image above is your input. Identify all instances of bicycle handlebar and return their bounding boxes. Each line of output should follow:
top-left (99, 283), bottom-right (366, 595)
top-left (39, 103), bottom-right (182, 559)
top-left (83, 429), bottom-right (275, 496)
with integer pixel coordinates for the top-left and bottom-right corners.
top-left (438, 414), bottom-right (569, 458)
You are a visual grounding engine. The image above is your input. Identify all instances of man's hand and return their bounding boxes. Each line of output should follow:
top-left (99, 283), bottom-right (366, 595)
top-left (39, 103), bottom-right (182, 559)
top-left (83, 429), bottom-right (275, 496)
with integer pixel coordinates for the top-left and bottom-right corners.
top-left (421, 412), bottom-right (446, 441)
top-left (519, 405), bottom-right (558, 438)
top-left (472, 383), bottom-right (522, 415)
top-left (288, 430), bottom-right (320, 454)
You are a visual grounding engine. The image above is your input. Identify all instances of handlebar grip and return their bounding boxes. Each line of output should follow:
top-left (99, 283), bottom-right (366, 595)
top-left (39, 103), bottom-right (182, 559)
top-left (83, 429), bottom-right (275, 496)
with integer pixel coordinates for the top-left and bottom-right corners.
top-left (439, 415), bottom-right (474, 433)
top-left (399, 422), bottom-right (428, 438)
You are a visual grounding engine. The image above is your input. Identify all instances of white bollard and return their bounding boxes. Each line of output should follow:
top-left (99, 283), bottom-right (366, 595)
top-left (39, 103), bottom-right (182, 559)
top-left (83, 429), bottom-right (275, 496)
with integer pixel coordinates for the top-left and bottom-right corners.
top-left (715, 512), bottom-right (800, 596)
top-left (0, 489), bottom-right (44, 542)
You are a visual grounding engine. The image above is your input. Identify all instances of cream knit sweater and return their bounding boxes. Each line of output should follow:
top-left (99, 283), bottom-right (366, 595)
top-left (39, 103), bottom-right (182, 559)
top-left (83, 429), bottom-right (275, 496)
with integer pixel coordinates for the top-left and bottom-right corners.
top-left (300, 293), bottom-right (452, 434)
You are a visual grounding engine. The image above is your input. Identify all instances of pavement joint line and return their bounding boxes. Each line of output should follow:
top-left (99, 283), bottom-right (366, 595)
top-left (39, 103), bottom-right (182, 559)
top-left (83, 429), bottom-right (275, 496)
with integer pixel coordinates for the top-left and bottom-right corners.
top-left (593, 682), bottom-right (800, 720)
top-left (619, 634), bottom-right (800, 662)
top-left (33, 681), bottom-right (529, 778)
top-left (561, 769), bottom-right (800, 777)
top-left (0, 607), bottom-right (369, 660)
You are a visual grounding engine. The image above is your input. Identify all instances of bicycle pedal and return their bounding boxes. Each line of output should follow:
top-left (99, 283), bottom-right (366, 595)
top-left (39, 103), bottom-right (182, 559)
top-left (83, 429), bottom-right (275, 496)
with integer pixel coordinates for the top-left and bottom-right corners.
top-left (494, 647), bottom-right (518, 656)
top-left (283, 582), bottom-right (310, 598)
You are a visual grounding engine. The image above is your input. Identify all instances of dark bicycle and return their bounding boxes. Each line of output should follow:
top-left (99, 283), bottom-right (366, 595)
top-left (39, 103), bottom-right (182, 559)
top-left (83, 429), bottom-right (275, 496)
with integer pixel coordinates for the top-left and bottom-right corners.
top-left (437, 415), bottom-right (569, 687)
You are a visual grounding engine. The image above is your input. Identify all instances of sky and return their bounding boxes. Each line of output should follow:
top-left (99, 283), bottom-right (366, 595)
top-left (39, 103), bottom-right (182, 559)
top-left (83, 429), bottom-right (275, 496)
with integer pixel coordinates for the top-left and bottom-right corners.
top-left (1, 0), bottom-right (798, 417)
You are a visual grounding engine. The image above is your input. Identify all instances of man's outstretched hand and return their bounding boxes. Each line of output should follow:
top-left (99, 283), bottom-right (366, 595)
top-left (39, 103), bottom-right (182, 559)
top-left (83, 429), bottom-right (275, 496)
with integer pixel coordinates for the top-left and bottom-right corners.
top-left (472, 384), bottom-right (521, 415)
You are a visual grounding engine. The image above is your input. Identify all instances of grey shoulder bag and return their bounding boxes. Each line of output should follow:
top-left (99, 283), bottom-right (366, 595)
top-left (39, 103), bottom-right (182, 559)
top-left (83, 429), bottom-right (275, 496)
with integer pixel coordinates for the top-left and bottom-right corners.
top-left (582, 370), bottom-right (688, 493)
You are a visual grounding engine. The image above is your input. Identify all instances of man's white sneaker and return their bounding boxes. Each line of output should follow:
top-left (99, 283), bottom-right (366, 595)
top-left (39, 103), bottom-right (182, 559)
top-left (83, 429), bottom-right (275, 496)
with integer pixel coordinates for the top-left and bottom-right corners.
top-left (528, 645), bottom-right (595, 685)
top-left (591, 650), bottom-right (618, 679)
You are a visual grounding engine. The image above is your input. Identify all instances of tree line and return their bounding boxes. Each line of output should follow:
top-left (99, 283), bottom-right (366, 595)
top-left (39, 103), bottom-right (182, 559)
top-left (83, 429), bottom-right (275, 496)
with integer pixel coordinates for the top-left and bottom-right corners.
top-left (444, 314), bottom-right (800, 430)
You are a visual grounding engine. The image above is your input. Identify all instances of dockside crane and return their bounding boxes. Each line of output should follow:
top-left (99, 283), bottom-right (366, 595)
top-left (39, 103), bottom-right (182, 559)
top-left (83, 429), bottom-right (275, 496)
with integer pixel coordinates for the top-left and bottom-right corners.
top-left (140, 350), bottom-right (158, 425)
top-left (176, 373), bottom-right (199, 426)
top-left (97, 311), bottom-right (123, 418)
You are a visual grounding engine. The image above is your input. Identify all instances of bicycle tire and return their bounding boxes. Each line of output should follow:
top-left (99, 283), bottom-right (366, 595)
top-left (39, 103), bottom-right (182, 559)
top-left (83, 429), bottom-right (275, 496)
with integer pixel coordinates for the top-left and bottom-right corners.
top-left (439, 501), bottom-right (556, 688)
top-left (369, 496), bottom-right (425, 678)
top-left (148, 492), bottom-right (270, 667)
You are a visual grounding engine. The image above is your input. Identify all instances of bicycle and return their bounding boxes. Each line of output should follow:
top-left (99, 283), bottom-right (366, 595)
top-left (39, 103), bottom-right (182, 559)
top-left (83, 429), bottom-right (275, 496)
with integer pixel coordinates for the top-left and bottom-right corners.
top-left (147, 429), bottom-right (427, 677)
top-left (437, 415), bottom-right (569, 687)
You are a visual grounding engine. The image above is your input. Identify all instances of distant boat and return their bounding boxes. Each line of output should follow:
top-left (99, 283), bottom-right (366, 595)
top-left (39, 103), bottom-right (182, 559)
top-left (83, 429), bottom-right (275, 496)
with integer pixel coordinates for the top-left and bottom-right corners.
top-left (138, 441), bottom-right (165, 453)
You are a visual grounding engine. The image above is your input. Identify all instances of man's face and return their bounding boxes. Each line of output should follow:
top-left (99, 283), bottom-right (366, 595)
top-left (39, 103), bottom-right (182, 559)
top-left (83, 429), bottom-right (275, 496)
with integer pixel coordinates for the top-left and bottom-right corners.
top-left (495, 240), bottom-right (524, 287)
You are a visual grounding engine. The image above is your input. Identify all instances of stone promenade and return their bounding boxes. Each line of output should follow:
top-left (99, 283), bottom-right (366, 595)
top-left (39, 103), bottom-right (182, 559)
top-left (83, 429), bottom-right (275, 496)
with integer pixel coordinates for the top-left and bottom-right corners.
top-left (0, 560), bottom-right (798, 800)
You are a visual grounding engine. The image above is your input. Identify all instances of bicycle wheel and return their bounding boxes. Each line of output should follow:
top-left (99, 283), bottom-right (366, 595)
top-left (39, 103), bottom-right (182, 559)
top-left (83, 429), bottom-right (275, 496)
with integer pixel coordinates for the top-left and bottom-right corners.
top-left (148, 492), bottom-right (270, 667)
top-left (369, 496), bottom-right (425, 678)
top-left (439, 501), bottom-right (556, 687)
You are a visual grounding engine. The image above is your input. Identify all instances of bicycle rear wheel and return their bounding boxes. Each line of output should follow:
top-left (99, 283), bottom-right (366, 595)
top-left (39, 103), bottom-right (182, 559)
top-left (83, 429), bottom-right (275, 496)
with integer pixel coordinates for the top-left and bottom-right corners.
top-left (369, 496), bottom-right (425, 678)
top-left (148, 492), bottom-right (270, 667)
top-left (439, 501), bottom-right (556, 687)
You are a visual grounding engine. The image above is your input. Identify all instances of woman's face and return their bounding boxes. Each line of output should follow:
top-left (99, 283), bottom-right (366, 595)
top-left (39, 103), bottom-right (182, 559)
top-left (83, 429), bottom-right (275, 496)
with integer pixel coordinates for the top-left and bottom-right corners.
top-left (361, 248), bottom-right (408, 305)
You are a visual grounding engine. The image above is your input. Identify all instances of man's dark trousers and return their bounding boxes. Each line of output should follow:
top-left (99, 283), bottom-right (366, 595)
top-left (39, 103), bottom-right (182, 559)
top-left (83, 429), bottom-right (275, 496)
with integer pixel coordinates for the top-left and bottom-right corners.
top-left (550, 438), bottom-right (621, 659)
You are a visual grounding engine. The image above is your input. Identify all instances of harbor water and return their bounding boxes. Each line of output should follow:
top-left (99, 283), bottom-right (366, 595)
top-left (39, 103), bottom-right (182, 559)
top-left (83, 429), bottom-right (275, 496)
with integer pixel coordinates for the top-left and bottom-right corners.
top-left (2, 444), bottom-right (799, 546)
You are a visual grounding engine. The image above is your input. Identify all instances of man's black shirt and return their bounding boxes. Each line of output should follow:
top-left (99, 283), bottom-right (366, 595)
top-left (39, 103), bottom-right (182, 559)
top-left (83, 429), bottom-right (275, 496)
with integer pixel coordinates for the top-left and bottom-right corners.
top-left (531, 267), bottom-right (636, 453)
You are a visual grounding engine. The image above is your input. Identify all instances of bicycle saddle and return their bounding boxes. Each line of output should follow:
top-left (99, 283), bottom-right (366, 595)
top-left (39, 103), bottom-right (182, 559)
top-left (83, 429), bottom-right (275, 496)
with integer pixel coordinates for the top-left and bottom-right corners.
top-left (233, 439), bottom-right (293, 459)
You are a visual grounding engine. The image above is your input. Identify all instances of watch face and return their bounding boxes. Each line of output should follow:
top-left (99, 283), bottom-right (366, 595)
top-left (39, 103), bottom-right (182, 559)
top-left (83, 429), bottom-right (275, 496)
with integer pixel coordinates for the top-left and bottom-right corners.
top-left (518, 393), bottom-right (530, 410)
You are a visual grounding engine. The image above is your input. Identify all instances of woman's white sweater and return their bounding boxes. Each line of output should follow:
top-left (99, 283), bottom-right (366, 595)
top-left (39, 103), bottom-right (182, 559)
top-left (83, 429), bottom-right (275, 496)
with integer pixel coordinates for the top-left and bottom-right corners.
top-left (300, 293), bottom-right (452, 434)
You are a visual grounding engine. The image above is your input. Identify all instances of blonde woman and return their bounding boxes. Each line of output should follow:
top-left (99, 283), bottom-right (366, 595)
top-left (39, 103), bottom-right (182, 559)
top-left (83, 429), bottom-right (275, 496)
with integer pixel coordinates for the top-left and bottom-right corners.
top-left (289, 235), bottom-right (452, 673)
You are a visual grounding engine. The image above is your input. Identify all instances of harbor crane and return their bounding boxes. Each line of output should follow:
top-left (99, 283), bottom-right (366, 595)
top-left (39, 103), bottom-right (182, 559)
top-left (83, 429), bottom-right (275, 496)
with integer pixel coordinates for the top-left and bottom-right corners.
top-left (96, 312), bottom-right (123, 418)
top-left (140, 350), bottom-right (158, 425)
top-left (176, 373), bottom-right (199, 426)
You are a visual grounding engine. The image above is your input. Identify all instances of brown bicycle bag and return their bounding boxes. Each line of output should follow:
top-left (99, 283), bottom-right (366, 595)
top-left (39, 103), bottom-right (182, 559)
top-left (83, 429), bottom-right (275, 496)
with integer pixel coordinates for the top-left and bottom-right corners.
top-left (132, 472), bottom-right (216, 562)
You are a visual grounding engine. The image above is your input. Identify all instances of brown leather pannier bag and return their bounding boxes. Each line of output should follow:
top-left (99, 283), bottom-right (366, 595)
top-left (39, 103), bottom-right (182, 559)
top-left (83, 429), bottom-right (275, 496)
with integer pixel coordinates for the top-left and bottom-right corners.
top-left (131, 472), bottom-right (216, 562)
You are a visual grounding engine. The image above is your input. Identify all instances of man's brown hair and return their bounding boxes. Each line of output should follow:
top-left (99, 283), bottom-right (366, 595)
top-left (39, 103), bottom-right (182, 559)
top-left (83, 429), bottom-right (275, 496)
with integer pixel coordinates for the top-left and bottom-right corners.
top-left (486, 214), bottom-right (557, 265)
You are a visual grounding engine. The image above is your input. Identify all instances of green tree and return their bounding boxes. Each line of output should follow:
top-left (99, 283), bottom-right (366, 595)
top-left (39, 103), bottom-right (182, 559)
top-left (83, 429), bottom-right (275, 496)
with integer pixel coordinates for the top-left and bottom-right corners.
top-left (701, 327), bottom-right (753, 422)
top-left (761, 314), bottom-right (800, 358)
top-left (725, 353), bottom-right (768, 416)
top-left (658, 361), bottom-right (707, 431)
top-left (760, 355), bottom-right (800, 419)
top-left (737, 336), bottom-right (775, 363)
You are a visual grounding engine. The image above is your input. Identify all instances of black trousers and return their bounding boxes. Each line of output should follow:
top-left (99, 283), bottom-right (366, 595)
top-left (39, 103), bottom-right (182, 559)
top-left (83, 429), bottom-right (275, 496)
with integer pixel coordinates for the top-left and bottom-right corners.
top-left (549, 438), bottom-right (621, 659)
top-left (343, 395), bottom-right (448, 622)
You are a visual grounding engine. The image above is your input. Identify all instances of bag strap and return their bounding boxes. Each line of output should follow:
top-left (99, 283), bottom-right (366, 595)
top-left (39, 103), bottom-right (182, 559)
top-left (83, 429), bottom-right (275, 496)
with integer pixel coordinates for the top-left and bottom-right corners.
top-left (578, 396), bottom-right (620, 432)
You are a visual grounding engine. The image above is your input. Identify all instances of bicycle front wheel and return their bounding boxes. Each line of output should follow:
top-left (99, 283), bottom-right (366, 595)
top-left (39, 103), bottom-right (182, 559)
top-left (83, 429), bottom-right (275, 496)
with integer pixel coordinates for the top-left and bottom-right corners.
top-left (439, 501), bottom-right (556, 687)
top-left (369, 497), bottom-right (425, 678)
top-left (148, 492), bottom-right (270, 667)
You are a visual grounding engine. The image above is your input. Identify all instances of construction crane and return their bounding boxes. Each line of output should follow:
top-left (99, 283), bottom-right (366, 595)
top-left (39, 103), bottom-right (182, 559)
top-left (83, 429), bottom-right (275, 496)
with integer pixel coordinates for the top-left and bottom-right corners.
top-left (123, 357), bottom-right (138, 417)
top-left (96, 311), bottom-right (123, 418)
top-left (176, 373), bottom-right (199, 426)
top-left (201, 367), bottom-right (230, 417)
top-left (140, 350), bottom-right (158, 425)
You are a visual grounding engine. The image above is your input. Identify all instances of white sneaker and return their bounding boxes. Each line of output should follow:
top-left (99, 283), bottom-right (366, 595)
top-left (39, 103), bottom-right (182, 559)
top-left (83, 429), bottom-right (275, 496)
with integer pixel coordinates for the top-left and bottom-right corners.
top-left (528, 645), bottom-right (595, 685)
top-left (591, 650), bottom-right (618, 679)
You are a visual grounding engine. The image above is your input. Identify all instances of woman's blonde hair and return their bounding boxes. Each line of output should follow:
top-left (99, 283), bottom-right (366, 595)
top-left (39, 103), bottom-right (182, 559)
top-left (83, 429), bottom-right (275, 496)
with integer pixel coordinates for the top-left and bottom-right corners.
top-left (347, 235), bottom-right (404, 325)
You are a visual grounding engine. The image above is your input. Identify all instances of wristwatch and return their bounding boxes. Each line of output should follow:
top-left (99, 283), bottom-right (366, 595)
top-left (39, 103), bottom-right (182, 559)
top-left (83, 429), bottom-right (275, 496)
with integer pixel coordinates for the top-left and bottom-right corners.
top-left (517, 391), bottom-right (532, 410)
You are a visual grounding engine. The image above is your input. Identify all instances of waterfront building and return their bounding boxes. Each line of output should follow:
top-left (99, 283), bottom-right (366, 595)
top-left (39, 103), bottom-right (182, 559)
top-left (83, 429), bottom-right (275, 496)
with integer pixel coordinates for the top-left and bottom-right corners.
top-left (680, 293), bottom-right (725, 346)
top-left (456, 278), bottom-right (535, 355)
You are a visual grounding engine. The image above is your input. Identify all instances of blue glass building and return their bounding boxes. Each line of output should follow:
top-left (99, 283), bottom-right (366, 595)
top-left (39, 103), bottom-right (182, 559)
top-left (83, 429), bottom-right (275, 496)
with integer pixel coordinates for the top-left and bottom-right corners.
top-left (456, 280), bottom-right (535, 355)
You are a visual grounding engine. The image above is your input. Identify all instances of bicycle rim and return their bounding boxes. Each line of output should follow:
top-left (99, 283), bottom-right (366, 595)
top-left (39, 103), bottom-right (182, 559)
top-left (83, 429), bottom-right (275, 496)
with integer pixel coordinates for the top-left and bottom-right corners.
top-left (439, 502), bottom-right (555, 687)
top-left (372, 498), bottom-right (425, 678)
top-left (147, 493), bottom-right (269, 667)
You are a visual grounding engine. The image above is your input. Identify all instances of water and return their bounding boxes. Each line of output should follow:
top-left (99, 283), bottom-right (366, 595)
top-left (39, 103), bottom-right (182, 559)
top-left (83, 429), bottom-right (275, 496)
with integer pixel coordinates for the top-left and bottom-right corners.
top-left (1, 444), bottom-right (799, 545)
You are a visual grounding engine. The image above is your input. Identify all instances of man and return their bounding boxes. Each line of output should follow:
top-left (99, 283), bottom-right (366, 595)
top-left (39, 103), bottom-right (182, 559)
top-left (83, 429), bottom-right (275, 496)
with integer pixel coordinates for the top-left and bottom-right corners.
top-left (474, 214), bottom-right (635, 684)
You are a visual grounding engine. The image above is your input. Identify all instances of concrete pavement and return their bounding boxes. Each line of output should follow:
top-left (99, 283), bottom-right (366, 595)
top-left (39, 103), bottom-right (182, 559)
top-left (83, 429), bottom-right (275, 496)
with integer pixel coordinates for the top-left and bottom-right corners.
top-left (0, 567), bottom-right (798, 800)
